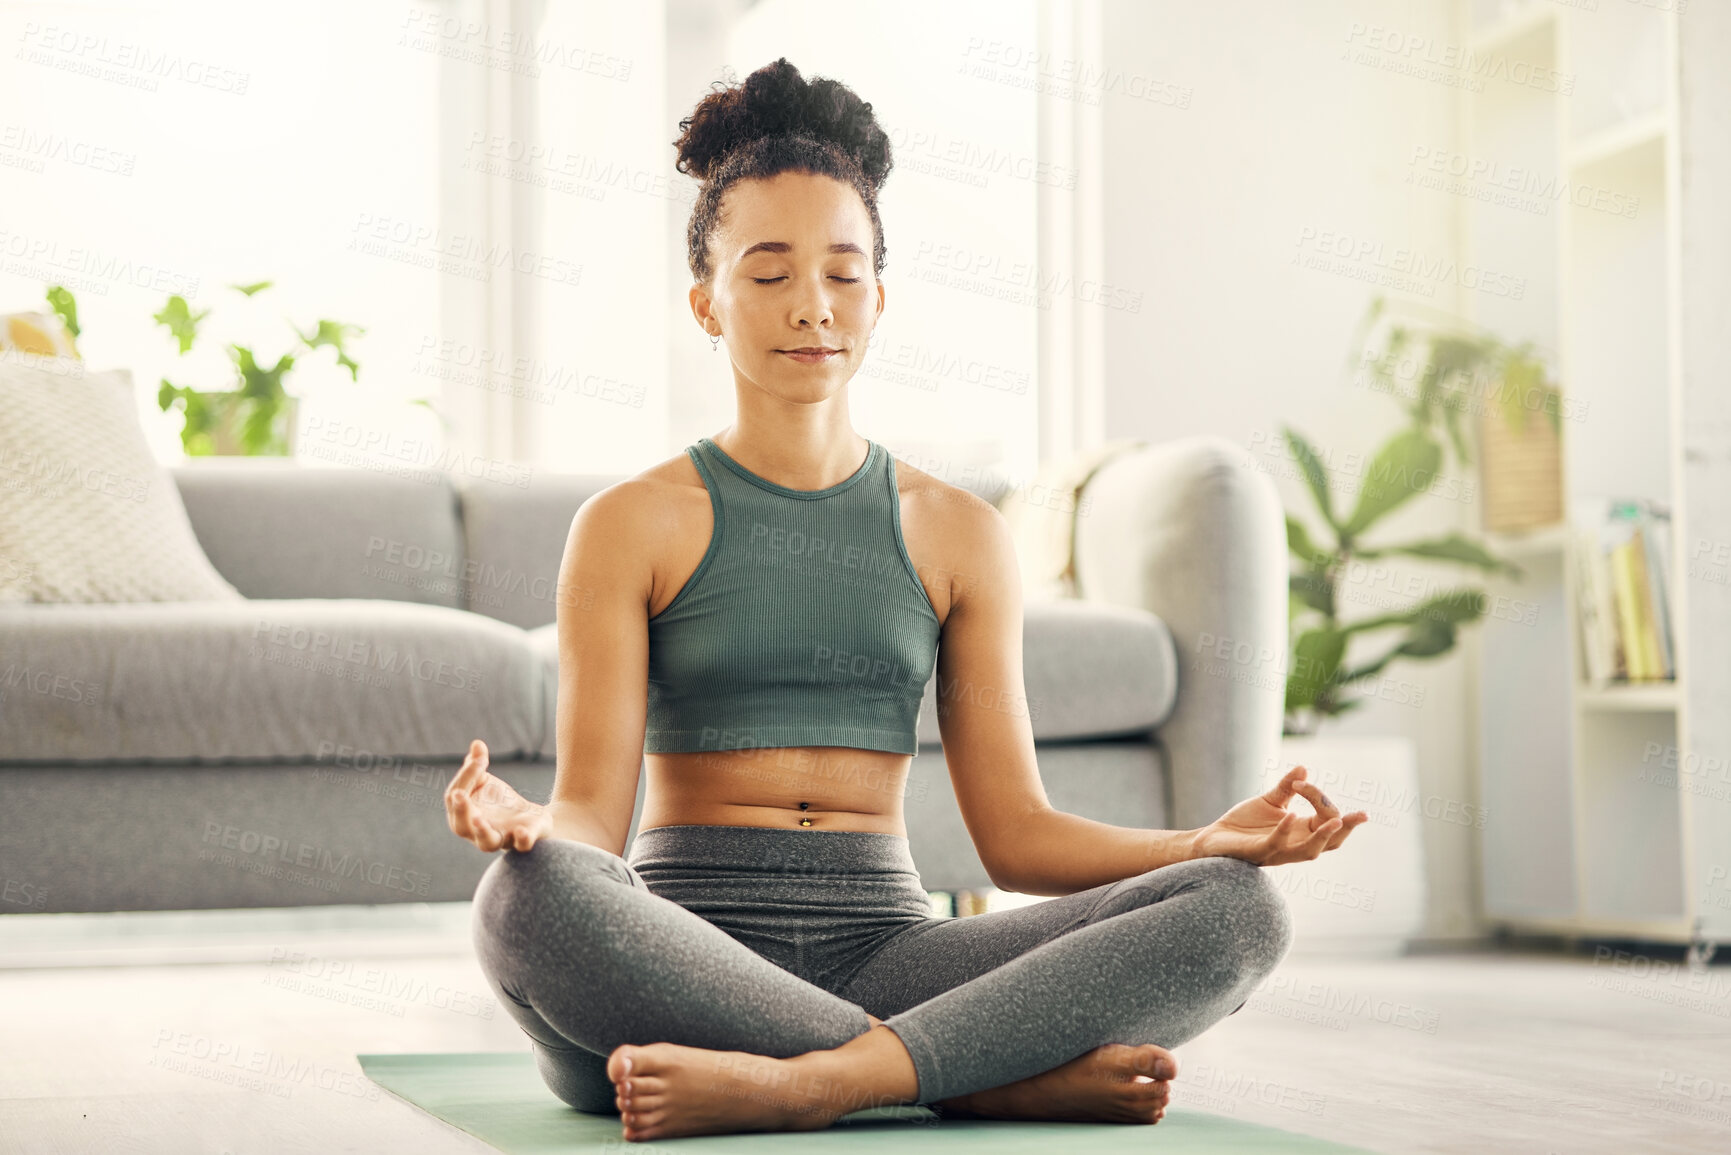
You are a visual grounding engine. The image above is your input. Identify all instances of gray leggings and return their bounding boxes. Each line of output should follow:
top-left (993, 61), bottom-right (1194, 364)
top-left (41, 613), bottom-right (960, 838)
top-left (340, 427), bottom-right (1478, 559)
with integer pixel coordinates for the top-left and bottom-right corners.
top-left (470, 823), bottom-right (1292, 1111)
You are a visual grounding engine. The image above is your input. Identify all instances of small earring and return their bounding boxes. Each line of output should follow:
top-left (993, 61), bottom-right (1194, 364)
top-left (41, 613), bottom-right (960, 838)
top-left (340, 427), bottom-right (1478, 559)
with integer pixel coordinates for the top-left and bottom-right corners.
top-left (710, 332), bottom-right (720, 351)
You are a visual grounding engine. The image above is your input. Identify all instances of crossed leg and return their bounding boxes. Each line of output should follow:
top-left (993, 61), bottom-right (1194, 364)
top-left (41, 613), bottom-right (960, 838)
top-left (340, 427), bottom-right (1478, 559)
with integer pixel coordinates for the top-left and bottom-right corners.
top-left (473, 836), bottom-right (1295, 1141)
top-left (844, 854), bottom-right (1293, 1101)
top-left (609, 854), bottom-right (1293, 1137)
top-left (468, 836), bottom-right (881, 1115)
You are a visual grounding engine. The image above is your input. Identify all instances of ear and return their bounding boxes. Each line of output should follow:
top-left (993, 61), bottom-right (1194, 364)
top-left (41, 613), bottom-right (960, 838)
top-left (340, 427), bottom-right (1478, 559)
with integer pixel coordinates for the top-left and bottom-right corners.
top-left (689, 282), bottom-right (715, 332)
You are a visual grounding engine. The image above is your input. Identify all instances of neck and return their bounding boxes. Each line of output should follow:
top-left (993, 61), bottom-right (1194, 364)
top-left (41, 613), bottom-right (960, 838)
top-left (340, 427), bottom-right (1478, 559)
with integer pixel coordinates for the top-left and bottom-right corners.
top-left (711, 421), bottom-right (869, 492)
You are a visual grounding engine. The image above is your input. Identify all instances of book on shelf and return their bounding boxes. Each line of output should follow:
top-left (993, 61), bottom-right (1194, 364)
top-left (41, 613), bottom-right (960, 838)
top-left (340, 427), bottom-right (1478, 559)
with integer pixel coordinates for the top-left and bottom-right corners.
top-left (1572, 498), bottom-right (1674, 686)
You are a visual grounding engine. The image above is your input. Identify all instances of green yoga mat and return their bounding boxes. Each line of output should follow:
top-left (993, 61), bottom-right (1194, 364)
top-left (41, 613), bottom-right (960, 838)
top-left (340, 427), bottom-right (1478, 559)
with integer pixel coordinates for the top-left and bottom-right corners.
top-left (357, 1052), bottom-right (1381, 1153)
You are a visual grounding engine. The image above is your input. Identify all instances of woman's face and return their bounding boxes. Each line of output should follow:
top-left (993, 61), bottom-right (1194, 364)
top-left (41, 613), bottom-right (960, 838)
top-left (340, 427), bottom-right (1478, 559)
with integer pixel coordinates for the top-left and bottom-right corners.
top-left (695, 169), bottom-right (884, 404)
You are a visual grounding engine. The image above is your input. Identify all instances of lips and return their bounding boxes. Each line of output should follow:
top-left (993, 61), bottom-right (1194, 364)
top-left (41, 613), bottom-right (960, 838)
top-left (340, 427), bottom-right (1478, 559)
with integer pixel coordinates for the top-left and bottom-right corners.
top-left (780, 348), bottom-right (840, 363)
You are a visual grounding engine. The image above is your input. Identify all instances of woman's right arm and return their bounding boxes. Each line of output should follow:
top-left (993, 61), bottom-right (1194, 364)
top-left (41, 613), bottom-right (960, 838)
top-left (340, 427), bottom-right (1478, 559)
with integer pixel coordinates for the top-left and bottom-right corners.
top-left (540, 483), bottom-right (655, 857)
top-left (445, 482), bottom-right (655, 858)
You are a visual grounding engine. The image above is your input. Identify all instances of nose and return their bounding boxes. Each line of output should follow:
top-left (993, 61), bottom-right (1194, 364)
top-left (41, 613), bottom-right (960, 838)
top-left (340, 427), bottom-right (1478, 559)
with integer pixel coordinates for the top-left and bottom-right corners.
top-left (795, 276), bottom-right (836, 330)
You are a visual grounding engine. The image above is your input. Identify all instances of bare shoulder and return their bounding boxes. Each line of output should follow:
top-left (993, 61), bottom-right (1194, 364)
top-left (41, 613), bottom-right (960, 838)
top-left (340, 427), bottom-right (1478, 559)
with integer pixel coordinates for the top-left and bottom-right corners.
top-left (891, 452), bottom-right (1000, 523)
top-left (568, 450), bottom-right (705, 537)
top-left (890, 454), bottom-right (1017, 610)
top-left (559, 450), bottom-right (708, 587)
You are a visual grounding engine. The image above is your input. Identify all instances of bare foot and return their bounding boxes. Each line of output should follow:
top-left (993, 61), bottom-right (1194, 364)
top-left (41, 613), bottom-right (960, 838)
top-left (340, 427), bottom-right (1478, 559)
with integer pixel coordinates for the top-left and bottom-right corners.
top-left (935, 1042), bottom-right (1176, 1124)
top-left (607, 1042), bottom-right (857, 1142)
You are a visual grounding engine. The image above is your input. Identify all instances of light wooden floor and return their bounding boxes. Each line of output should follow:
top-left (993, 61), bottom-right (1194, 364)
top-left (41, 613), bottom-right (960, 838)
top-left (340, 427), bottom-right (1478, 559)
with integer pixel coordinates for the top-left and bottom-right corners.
top-left (2, 903), bottom-right (1727, 1153)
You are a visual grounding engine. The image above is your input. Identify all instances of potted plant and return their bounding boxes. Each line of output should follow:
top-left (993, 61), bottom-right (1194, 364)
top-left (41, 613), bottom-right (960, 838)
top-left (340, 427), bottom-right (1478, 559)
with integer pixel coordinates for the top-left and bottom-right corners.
top-left (1350, 294), bottom-right (1566, 533)
top-left (1272, 295), bottom-right (1535, 952)
top-left (1285, 295), bottom-right (1533, 732)
top-left (40, 281), bottom-right (366, 457)
top-left (151, 281), bottom-right (364, 456)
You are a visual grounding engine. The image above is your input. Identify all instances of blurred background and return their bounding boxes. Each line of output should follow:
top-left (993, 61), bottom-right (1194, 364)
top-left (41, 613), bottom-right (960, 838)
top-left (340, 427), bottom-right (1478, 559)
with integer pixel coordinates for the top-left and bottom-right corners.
top-left (3, 2), bottom-right (1727, 1151)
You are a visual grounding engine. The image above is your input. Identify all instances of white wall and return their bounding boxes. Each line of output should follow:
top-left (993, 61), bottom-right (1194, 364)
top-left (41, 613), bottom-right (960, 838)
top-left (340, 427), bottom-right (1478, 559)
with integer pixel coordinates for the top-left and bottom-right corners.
top-left (0, 0), bottom-right (443, 464)
top-left (1100, 0), bottom-right (1482, 939)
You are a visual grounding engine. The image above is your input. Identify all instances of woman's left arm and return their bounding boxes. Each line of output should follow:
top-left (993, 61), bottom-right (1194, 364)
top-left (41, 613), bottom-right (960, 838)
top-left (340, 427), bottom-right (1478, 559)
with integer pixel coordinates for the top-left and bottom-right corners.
top-left (935, 493), bottom-right (1367, 897)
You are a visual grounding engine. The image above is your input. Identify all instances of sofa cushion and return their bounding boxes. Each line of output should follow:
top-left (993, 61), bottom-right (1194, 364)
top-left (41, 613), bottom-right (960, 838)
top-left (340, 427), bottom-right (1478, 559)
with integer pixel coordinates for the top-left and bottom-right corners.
top-left (916, 598), bottom-right (1177, 745)
top-left (527, 621), bottom-right (560, 758)
top-left (172, 462), bottom-right (465, 608)
top-left (0, 599), bottom-right (541, 763)
top-left (0, 356), bottom-right (243, 604)
top-left (527, 598), bottom-right (1177, 756)
top-left (457, 474), bottom-right (616, 630)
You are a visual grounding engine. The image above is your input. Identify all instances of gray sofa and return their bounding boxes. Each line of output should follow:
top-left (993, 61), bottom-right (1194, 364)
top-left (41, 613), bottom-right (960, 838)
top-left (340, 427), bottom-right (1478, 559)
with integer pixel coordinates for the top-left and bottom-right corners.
top-left (0, 438), bottom-right (1285, 914)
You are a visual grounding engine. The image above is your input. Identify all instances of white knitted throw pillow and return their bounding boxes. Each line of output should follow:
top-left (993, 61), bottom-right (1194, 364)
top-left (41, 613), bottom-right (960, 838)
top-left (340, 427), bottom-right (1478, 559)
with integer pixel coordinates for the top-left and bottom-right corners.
top-left (0, 352), bottom-right (244, 603)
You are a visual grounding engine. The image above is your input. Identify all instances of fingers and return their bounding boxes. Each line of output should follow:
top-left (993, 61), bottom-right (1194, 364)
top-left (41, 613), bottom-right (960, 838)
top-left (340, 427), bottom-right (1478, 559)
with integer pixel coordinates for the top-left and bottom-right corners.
top-left (1260, 811), bottom-right (1341, 865)
top-left (445, 739), bottom-right (491, 840)
top-left (1324, 811), bottom-right (1370, 851)
top-left (461, 800), bottom-right (509, 852)
top-left (1258, 810), bottom-right (1297, 859)
top-left (449, 791), bottom-right (493, 848)
top-left (456, 796), bottom-right (539, 854)
top-left (1284, 815), bottom-right (1343, 863)
top-left (454, 739), bottom-right (490, 793)
top-left (1290, 779), bottom-right (1339, 827)
top-left (1260, 765), bottom-right (1306, 808)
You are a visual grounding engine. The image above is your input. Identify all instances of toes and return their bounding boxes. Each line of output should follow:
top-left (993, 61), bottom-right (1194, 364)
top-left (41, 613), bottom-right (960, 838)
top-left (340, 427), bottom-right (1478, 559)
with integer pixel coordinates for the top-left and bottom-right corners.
top-left (1126, 1077), bottom-right (1169, 1102)
top-left (626, 1075), bottom-right (666, 1098)
top-left (1129, 1043), bottom-right (1176, 1081)
top-left (626, 1106), bottom-right (664, 1130)
top-left (606, 1044), bottom-right (639, 1083)
top-left (609, 1043), bottom-right (679, 1083)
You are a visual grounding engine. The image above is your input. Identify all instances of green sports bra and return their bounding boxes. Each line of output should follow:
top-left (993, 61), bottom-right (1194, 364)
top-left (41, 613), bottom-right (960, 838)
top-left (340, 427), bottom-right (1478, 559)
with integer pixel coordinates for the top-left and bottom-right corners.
top-left (644, 436), bottom-right (942, 756)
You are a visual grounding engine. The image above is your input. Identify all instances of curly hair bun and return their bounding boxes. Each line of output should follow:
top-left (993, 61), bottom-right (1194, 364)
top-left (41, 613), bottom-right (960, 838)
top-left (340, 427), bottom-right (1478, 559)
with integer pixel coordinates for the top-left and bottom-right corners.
top-left (674, 57), bottom-right (892, 189)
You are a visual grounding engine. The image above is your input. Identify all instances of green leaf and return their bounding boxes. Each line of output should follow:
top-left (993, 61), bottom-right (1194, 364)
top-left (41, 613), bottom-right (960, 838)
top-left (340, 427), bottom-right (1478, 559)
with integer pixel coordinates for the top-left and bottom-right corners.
top-left (1354, 533), bottom-right (1521, 576)
top-left (1342, 427), bottom-right (1443, 537)
top-left (170, 390), bottom-right (223, 456)
top-left (1339, 646), bottom-right (1402, 685)
top-left (1290, 570), bottom-right (1334, 616)
top-left (1397, 616), bottom-right (1457, 658)
top-left (1285, 628), bottom-right (1347, 713)
top-left (45, 285), bottom-right (80, 339)
top-left (1342, 588), bottom-right (1488, 636)
top-left (232, 280), bottom-right (274, 297)
top-left (1281, 426), bottom-right (1335, 530)
top-left (231, 344), bottom-right (293, 402)
top-left (153, 296), bottom-right (212, 355)
top-left (297, 318), bottom-right (365, 381)
top-left (1286, 515), bottom-right (1333, 568)
top-left (239, 398), bottom-right (284, 454)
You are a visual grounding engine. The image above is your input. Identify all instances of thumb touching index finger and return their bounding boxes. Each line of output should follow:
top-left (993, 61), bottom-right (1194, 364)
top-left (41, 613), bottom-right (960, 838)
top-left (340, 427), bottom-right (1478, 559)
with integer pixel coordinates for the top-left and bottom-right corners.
top-left (1263, 765), bottom-right (1303, 806)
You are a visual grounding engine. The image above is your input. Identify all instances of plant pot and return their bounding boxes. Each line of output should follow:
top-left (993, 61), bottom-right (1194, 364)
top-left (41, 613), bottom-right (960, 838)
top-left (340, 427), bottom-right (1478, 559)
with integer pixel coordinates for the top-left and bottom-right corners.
top-left (1260, 735), bottom-right (1426, 955)
top-left (193, 393), bottom-right (299, 457)
top-left (1479, 402), bottom-right (1563, 532)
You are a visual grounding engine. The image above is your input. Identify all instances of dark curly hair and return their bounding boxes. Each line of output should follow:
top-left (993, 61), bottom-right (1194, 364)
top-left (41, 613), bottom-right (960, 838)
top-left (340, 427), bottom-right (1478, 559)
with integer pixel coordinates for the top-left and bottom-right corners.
top-left (673, 57), bottom-right (893, 285)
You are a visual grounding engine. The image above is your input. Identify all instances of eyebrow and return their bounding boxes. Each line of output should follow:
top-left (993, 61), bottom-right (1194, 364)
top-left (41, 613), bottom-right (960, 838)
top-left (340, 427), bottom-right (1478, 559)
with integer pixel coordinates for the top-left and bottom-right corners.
top-left (738, 241), bottom-right (867, 260)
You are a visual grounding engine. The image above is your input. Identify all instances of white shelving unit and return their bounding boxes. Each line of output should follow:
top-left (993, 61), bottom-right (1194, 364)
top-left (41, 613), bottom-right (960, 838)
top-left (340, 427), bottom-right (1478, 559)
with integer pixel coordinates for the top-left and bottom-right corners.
top-left (1462, 0), bottom-right (1729, 959)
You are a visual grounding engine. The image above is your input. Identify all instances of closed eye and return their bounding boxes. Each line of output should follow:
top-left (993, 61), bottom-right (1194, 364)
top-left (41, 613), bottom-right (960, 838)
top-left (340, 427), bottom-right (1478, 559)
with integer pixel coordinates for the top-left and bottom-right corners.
top-left (752, 277), bottom-right (862, 284)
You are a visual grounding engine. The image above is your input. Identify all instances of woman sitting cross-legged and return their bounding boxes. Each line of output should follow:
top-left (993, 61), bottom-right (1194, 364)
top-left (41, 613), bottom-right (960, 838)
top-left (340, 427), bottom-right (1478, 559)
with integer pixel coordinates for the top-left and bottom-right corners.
top-left (446, 56), bottom-right (1368, 1144)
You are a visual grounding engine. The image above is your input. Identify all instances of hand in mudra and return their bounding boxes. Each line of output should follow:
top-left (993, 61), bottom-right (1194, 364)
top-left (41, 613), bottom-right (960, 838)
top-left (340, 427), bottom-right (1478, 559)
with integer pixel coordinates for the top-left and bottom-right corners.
top-left (1192, 766), bottom-right (1369, 866)
top-left (444, 739), bottom-right (552, 853)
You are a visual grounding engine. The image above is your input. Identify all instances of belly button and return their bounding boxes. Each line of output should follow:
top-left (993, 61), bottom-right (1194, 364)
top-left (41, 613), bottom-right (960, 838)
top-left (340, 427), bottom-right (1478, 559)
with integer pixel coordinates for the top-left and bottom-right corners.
top-left (799, 817), bottom-right (814, 826)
